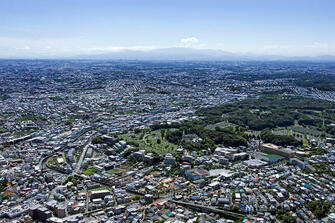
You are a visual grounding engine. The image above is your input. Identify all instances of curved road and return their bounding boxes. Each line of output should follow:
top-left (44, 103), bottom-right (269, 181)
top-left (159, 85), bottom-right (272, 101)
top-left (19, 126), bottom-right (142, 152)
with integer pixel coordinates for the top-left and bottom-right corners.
top-left (38, 127), bottom-right (94, 171)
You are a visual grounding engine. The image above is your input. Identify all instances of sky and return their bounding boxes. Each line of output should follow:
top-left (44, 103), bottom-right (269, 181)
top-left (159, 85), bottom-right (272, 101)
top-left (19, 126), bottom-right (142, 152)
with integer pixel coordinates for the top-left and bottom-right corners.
top-left (0, 0), bottom-right (334, 58)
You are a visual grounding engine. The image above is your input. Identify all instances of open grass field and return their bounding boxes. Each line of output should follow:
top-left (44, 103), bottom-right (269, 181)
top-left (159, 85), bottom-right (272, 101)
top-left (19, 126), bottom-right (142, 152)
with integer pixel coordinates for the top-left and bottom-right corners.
top-left (121, 129), bottom-right (178, 155)
top-left (108, 169), bottom-right (121, 174)
top-left (83, 168), bottom-right (97, 175)
top-left (205, 121), bottom-right (232, 130)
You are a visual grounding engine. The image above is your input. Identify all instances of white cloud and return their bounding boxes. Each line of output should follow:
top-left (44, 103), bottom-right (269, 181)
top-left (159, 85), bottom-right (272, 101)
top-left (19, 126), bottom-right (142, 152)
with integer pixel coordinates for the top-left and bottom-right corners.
top-left (0, 35), bottom-right (335, 58)
top-left (0, 36), bottom-right (163, 58)
top-left (180, 37), bottom-right (199, 47)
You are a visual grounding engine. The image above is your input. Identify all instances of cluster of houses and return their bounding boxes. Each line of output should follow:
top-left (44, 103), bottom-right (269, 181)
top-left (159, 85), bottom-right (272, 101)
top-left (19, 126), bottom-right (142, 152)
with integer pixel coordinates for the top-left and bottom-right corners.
top-left (2, 60), bottom-right (335, 221)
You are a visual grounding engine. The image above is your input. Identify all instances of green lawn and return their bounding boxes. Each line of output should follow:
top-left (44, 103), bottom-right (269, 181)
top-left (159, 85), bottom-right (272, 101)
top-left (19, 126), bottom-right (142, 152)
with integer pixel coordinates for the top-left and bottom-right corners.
top-left (17, 114), bottom-right (46, 122)
top-left (122, 130), bottom-right (178, 155)
top-left (83, 168), bottom-right (97, 176)
top-left (47, 157), bottom-right (58, 165)
top-left (303, 139), bottom-right (309, 147)
top-left (108, 169), bottom-right (121, 174)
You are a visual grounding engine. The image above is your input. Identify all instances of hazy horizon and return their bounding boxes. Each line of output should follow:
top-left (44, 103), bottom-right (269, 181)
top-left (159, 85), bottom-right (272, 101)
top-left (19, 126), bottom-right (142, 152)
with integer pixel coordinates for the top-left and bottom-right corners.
top-left (1, 0), bottom-right (335, 58)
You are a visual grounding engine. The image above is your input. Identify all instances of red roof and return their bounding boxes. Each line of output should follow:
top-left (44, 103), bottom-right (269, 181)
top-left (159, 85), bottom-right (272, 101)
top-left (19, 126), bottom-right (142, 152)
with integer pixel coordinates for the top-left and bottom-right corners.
top-left (153, 200), bottom-right (163, 206)
top-left (197, 169), bottom-right (209, 175)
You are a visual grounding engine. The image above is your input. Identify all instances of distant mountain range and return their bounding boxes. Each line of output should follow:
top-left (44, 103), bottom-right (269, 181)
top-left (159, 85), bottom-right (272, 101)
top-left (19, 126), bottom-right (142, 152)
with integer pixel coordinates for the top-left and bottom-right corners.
top-left (72, 47), bottom-right (335, 61)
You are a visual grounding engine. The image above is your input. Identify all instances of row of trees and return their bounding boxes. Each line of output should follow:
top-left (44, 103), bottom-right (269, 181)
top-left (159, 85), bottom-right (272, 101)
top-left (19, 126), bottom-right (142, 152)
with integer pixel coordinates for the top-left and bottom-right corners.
top-left (120, 95), bottom-right (331, 161)
top-left (0, 178), bottom-right (7, 193)
top-left (226, 109), bottom-right (296, 131)
top-left (307, 200), bottom-right (332, 219)
top-left (163, 122), bottom-right (248, 151)
top-left (276, 200), bottom-right (331, 221)
top-left (197, 95), bottom-right (335, 132)
top-left (276, 208), bottom-right (296, 223)
top-left (261, 130), bottom-right (301, 147)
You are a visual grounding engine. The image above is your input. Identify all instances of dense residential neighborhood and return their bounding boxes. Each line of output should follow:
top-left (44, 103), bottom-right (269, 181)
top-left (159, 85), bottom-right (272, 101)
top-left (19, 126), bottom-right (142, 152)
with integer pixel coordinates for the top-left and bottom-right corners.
top-left (1, 60), bottom-right (335, 222)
